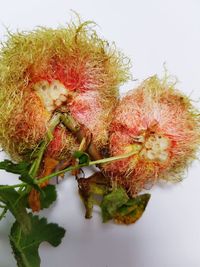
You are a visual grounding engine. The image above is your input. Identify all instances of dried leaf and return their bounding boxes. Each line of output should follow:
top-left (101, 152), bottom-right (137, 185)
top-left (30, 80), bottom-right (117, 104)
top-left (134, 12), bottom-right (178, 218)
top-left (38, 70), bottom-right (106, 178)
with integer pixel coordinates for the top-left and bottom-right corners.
top-left (78, 172), bottom-right (109, 218)
top-left (114, 194), bottom-right (151, 225)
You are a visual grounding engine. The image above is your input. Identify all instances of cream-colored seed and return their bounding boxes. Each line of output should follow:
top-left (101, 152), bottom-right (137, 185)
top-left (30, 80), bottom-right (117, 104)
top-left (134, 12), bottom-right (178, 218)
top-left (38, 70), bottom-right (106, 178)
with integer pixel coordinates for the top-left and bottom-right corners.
top-left (34, 81), bottom-right (49, 91)
top-left (148, 136), bottom-right (156, 143)
top-left (38, 90), bottom-right (53, 106)
top-left (145, 136), bottom-right (156, 149)
top-left (55, 99), bottom-right (62, 106)
top-left (158, 151), bottom-right (168, 162)
top-left (49, 88), bottom-right (61, 100)
top-left (46, 105), bottom-right (55, 112)
top-left (143, 134), bottom-right (169, 162)
top-left (146, 150), bottom-right (156, 160)
top-left (59, 95), bottom-right (67, 102)
top-left (158, 137), bottom-right (169, 150)
top-left (34, 80), bottom-right (68, 111)
top-left (51, 81), bottom-right (66, 94)
top-left (152, 143), bottom-right (160, 152)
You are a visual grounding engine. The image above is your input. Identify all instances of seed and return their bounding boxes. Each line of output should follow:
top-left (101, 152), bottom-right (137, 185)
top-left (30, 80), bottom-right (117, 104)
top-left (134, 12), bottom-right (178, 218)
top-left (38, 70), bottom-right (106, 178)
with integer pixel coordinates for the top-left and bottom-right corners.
top-left (146, 150), bottom-right (156, 160)
top-left (158, 137), bottom-right (169, 150)
top-left (158, 151), bottom-right (168, 162)
top-left (55, 99), bottom-right (62, 106)
top-left (46, 105), bottom-right (54, 112)
top-left (59, 95), bottom-right (67, 102)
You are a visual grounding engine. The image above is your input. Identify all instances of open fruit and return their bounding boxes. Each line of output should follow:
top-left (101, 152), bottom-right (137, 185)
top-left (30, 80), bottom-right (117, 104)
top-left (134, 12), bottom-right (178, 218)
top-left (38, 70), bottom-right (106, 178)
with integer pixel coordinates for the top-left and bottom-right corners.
top-left (0, 19), bottom-right (130, 161)
top-left (104, 76), bottom-right (200, 195)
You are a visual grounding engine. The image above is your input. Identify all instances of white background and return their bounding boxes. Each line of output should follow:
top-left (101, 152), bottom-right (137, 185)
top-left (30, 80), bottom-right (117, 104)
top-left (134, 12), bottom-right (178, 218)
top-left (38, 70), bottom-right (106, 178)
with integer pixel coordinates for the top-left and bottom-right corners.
top-left (1, 1), bottom-right (200, 266)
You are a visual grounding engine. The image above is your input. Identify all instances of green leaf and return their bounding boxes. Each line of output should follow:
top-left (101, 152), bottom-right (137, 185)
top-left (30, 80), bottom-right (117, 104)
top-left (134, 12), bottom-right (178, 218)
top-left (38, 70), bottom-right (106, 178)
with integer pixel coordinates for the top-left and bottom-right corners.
top-left (73, 151), bottom-right (90, 164)
top-left (19, 173), bottom-right (42, 193)
top-left (0, 160), bottom-right (31, 175)
top-left (10, 214), bottom-right (66, 267)
top-left (114, 194), bottom-right (151, 225)
top-left (0, 159), bottom-right (41, 192)
top-left (0, 186), bottom-right (31, 232)
top-left (100, 187), bottom-right (151, 225)
top-left (40, 185), bottom-right (57, 209)
top-left (100, 187), bottom-right (129, 222)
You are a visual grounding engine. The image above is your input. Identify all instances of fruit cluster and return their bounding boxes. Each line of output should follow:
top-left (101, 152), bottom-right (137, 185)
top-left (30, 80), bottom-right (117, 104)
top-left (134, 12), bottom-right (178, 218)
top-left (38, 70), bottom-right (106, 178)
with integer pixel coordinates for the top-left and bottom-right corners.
top-left (1, 19), bottom-right (199, 199)
top-left (1, 16), bottom-right (200, 267)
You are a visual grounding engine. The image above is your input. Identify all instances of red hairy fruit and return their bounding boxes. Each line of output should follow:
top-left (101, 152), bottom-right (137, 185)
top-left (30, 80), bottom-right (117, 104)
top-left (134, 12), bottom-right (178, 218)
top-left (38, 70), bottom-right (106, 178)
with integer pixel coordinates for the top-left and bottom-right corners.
top-left (46, 126), bottom-right (78, 160)
top-left (0, 19), bottom-right (130, 160)
top-left (104, 76), bottom-right (200, 195)
top-left (7, 89), bottom-right (49, 156)
top-left (69, 91), bottom-right (112, 149)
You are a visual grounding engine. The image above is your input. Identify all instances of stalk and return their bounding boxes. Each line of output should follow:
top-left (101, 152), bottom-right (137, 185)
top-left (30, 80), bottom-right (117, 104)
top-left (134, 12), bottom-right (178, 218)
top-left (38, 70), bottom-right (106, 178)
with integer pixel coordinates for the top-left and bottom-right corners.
top-left (0, 208), bottom-right (8, 220)
top-left (29, 113), bottom-right (61, 177)
top-left (0, 148), bottom-right (139, 191)
top-left (61, 113), bottom-right (102, 160)
top-left (35, 149), bottom-right (139, 185)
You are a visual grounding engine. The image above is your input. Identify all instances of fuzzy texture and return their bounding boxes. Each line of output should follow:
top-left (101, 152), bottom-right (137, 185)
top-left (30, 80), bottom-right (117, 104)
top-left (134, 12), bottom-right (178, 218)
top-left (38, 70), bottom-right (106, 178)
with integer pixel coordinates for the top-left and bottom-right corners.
top-left (69, 90), bottom-right (116, 150)
top-left (105, 76), bottom-right (200, 195)
top-left (0, 19), bottom-right (130, 161)
top-left (45, 125), bottom-right (79, 160)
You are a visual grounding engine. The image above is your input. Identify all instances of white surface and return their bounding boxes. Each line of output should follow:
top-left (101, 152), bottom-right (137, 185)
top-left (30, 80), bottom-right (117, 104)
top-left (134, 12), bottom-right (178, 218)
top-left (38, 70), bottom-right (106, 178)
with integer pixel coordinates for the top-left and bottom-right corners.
top-left (1, 1), bottom-right (200, 266)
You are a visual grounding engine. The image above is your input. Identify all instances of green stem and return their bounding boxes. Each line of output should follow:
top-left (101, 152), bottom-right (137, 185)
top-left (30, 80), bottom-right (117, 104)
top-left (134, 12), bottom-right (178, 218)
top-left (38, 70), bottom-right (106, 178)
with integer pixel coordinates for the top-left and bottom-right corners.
top-left (36, 149), bottom-right (138, 185)
top-left (60, 113), bottom-right (80, 133)
top-left (48, 113), bottom-right (62, 136)
top-left (28, 160), bottom-right (37, 176)
top-left (0, 207), bottom-right (8, 220)
top-left (0, 116), bottom-right (63, 192)
top-left (0, 148), bottom-right (139, 191)
top-left (29, 113), bottom-right (62, 178)
top-left (30, 141), bottom-right (47, 177)
top-left (88, 150), bottom-right (138, 166)
top-left (61, 113), bottom-right (102, 160)
top-left (23, 141), bottom-right (48, 195)
top-left (37, 163), bottom-right (87, 185)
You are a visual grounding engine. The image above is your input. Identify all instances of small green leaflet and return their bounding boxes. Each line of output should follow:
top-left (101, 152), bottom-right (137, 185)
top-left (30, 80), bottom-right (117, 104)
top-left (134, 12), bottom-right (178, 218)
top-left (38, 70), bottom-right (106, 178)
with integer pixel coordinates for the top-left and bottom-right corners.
top-left (100, 187), bottom-right (151, 224)
top-left (0, 159), bottom-right (41, 192)
top-left (0, 187), bottom-right (31, 233)
top-left (40, 185), bottom-right (57, 209)
top-left (73, 151), bottom-right (90, 165)
top-left (10, 214), bottom-right (66, 267)
top-left (0, 160), bottom-right (31, 175)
